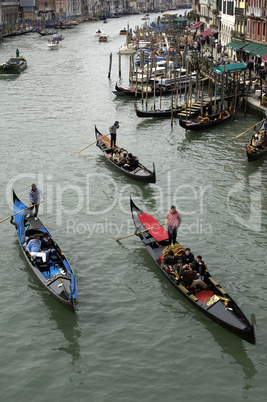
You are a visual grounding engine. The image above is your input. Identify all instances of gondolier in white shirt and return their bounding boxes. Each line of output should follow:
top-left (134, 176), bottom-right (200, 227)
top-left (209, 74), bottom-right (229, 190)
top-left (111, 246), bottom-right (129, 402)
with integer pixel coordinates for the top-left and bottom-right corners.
top-left (109, 121), bottom-right (119, 149)
top-left (27, 184), bottom-right (43, 220)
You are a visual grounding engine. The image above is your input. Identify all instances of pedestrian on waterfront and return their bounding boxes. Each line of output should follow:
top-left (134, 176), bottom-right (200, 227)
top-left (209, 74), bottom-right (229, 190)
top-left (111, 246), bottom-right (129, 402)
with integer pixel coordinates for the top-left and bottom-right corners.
top-left (16, 49), bottom-right (19, 57)
top-left (109, 121), bottom-right (119, 149)
top-left (217, 42), bottom-right (222, 54)
top-left (247, 58), bottom-right (254, 79)
top-left (27, 184), bottom-right (43, 220)
top-left (166, 205), bottom-right (182, 246)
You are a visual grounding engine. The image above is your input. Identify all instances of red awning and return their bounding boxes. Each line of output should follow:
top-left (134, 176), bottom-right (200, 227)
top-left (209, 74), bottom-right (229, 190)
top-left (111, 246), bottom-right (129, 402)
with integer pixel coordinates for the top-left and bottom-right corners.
top-left (137, 213), bottom-right (169, 242)
top-left (190, 21), bottom-right (203, 30)
top-left (201, 28), bottom-right (217, 37)
top-left (262, 55), bottom-right (267, 63)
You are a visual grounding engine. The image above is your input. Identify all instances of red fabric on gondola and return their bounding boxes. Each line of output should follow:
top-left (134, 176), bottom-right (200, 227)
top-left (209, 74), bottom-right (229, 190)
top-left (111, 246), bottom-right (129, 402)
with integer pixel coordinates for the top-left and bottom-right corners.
top-left (138, 213), bottom-right (168, 242)
top-left (196, 290), bottom-right (214, 303)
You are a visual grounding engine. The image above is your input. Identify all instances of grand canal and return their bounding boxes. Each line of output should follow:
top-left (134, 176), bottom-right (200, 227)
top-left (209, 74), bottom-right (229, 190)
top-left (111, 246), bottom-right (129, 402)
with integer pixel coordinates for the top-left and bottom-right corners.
top-left (0, 12), bottom-right (267, 401)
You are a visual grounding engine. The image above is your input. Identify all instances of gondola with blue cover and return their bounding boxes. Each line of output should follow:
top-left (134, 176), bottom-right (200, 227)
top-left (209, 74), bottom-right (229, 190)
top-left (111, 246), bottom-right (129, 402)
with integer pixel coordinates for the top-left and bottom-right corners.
top-left (11, 190), bottom-right (77, 311)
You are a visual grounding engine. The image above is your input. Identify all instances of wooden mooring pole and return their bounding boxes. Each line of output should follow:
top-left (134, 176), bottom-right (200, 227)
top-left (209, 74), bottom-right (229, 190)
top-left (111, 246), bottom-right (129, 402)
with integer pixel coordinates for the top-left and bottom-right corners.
top-left (108, 52), bottom-right (112, 79)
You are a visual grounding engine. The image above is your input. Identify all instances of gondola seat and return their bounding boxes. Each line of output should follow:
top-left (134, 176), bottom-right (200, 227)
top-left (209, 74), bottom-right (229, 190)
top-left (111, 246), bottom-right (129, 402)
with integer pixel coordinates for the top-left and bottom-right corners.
top-left (35, 257), bottom-right (50, 274)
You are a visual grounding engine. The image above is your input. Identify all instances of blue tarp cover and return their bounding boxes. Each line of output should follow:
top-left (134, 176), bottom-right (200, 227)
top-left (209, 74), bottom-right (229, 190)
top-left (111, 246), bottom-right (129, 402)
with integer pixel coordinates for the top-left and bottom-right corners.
top-left (13, 200), bottom-right (27, 245)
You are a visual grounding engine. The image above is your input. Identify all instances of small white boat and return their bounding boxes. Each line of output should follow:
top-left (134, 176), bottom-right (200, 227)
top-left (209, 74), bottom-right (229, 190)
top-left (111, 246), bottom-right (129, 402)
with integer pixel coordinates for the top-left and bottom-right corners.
top-left (95, 29), bottom-right (104, 37)
top-left (99, 34), bottom-right (109, 42)
top-left (119, 44), bottom-right (136, 55)
top-left (47, 39), bottom-right (61, 49)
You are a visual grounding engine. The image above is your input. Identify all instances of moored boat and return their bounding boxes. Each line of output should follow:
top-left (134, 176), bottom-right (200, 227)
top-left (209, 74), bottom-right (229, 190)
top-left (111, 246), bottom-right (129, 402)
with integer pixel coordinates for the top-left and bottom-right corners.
top-left (135, 105), bottom-right (183, 118)
top-left (0, 56), bottom-right (27, 75)
top-left (113, 82), bottom-right (172, 98)
top-left (130, 198), bottom-right (256, 344)
top-left (11, 190), bottom-right (77, 311)
top-left (95, 126), bottom-right (156, 183)
top-left (120, 28), bottom-right (127, 35)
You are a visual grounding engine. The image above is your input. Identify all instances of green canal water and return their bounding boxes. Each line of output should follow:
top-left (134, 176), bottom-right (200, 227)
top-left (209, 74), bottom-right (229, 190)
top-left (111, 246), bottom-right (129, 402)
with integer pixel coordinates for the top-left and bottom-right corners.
top-left (0, 12), bottom-right (267, 402)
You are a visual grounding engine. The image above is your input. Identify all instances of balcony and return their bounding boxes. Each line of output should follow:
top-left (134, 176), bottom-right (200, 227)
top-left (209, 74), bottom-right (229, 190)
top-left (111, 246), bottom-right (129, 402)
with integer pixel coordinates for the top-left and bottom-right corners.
top-left (247, 7), bottom-right (262, 18)
top-left (235, 7), bottom-right (245, 18)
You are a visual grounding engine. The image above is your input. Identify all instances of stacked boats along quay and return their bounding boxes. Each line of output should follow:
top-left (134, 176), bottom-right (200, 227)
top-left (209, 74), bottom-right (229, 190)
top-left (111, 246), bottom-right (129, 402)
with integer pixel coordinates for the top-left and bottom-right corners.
top-left (114, 16), bottom-right (254, 134)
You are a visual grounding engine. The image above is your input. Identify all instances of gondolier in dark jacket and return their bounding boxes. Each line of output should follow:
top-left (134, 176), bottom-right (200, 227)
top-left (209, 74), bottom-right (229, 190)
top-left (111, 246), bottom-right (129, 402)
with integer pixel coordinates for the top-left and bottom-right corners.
top-left (166, 205), bottom-right (182, 246)
top-left (27, 184), bottom-right (43, 220)
top-left (109, 121), bottom-right (119, 149)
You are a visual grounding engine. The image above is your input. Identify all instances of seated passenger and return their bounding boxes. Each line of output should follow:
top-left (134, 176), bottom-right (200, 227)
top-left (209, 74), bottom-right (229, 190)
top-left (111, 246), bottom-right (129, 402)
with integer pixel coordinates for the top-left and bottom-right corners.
top-left (179, 265), bottom-right (207, 290)
top-left (119, 152), bottom-right (128, 167)
top-left (181, 248), bottom-right (194, 266)
top-left (41, 233), bottom-right (56, 261)
top-left (163, 250), bottom-right (178, 271)
top-left (195, 255), bottom-right (206, 278)
top-left (127, 153), bottom-right (138, 169)
top-left (251, 135), bottom-right (259, 147)
top-left (112, 150), bottom-right (120, 162)
top-left (26, 234), bottom-right (46, 262)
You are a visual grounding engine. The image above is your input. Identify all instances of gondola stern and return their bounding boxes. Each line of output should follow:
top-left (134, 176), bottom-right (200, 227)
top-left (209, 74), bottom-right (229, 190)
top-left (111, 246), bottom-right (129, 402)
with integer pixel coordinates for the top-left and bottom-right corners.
top-left (151, 162), bottom-right (156, 183)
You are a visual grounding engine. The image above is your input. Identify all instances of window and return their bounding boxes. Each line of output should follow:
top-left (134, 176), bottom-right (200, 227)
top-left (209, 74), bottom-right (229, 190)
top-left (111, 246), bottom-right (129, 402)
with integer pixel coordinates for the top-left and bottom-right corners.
top-left (223, 1), bottom-right (226, 13)
top-left (227, 1), bottom-right (234, 15)
top-left (253, 21), bottom-right (255, 37)
top-left (247, 19), bottom-right (250, 35)
top-left (258, 22), bottom-right (260, 39)
top-left (263, 23), bottom-right (266, 40)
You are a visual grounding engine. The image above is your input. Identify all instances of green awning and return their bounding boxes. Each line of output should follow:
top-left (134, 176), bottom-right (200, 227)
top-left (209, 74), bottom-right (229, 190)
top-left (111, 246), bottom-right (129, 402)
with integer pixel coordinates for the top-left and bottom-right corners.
top-left (213, 62), bottom-right (247, 74)
top-left (226, 41), bottom-right (248, 51)
top-left (242, 42), bottom-right (262, 54)
top-left (251, 44), bottom-right (267, 58)
top-left (174, 18), bottom-right (187, 22)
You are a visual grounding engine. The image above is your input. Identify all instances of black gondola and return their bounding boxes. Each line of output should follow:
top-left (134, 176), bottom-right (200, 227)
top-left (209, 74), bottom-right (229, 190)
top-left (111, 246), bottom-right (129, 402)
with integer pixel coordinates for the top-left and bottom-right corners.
top-left (135, 106), bottom-right (182, 118)
top-left (130, 197), bottom-right (256, 344)
top-left (95, 126), bottom-right (156, 183)
top-left (179, 109), bottom-right (235, 131)
top-left (112, 82), bottom-right (172, 98)
top-left (11, 190), bottom-right (77, 311)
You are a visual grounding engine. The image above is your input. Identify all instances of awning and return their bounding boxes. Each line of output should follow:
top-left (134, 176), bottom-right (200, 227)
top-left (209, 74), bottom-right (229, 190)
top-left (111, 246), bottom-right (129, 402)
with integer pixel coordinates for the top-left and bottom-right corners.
top-left (250, 44), bottom-right (267, 58)
top-left (200, 28), bottom-right (217, 37)
top-left (242, 42), bottom-right (261, 54)
top-left (213, 62), bottom-right (247, 74)
top-left (226, 40), bottom-right (248, 51)
top-left (262, 54), bottom-right (267, 63)
top-left (190, 21), bottom-right (203, 29)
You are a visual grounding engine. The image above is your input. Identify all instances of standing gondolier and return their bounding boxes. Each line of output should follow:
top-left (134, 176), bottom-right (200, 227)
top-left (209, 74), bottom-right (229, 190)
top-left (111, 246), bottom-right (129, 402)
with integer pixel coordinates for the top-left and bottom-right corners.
top-left (166, 205), bottom-right (182, 246)
top-left (27, 184), bottom-right (43, 220)
top-left (109, 121), bottom-right (119, 149)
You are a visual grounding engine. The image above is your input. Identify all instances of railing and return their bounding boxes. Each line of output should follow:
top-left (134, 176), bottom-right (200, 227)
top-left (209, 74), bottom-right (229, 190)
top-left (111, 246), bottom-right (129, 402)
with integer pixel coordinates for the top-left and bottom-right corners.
top-left (247, 7), bottom-right (262, 17)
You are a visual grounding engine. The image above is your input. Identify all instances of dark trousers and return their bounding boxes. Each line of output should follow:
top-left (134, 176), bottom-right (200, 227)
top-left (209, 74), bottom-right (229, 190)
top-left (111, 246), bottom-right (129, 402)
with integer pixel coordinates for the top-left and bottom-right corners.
top-left (168, 227), bottom-right (177, 245)
top-left (111, 133), bottom-right (116, 148)
top-left (30, 204), bottom-right (39, 217)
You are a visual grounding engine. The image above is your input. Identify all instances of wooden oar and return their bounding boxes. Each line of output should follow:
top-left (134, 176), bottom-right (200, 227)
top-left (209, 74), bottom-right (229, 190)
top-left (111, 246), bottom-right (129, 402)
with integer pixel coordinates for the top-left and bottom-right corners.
top-left (233, 118), bottom-right (265, 139)
top-left (0, 201), bottom-right (42, 224)
top-left (75, 133), bottom-right (110, 154)
top-left (109, 222), bottom-right (166, 241)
